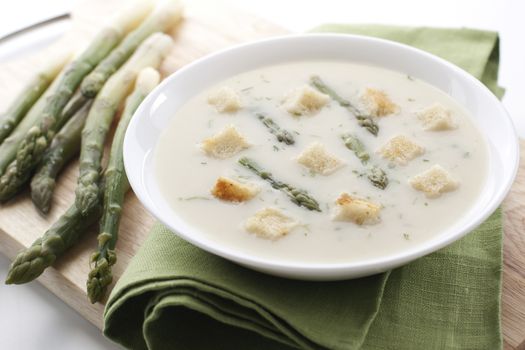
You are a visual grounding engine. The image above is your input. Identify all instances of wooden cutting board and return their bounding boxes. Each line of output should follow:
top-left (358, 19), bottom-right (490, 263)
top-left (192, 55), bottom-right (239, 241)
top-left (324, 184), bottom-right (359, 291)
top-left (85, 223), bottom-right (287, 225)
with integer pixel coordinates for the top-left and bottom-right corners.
top-left (0, 1), bottom-right (523, 348)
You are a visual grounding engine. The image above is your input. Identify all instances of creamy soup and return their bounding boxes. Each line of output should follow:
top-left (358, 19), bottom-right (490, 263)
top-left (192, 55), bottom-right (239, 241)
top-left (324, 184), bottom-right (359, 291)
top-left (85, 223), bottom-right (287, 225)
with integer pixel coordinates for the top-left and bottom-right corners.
top-left (154, 60), bottom-right (488, 264)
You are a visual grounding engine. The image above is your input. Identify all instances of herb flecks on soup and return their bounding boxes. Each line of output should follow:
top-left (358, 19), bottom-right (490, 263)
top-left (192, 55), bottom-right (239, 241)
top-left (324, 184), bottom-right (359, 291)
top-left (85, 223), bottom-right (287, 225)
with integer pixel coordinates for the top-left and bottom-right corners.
top-left (154, 60), bottom-right (488, 264)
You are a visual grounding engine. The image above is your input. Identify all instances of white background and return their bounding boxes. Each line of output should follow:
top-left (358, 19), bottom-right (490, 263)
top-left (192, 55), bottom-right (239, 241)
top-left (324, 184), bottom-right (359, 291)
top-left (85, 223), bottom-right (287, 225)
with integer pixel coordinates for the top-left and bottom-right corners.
top-left (0, 0), bottom-right (523, 349)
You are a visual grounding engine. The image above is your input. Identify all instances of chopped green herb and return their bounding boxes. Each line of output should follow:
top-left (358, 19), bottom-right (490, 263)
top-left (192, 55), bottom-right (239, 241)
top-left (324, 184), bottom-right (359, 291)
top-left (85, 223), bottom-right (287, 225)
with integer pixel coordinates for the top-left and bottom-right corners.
top-left (273, 145), bottom-right (279, 152)
top-left (178, 196), bottom-right (210, 201)
top-left (408, 98), bottom-right (415, 102)
top-left (403, 233), bottom-right (410, 240)
top-left (422, 159), bottom-right (429, 162)
top-left (240, 86), bottom-right (254, 92)
top-left (463, 151), bottom-right (471, 158)
top-left (407, 75), bottom-right (414, 81)
top-left (424, 202), bottom-right (428, 206)
top-left (200, 162), bottom-right (207, 165)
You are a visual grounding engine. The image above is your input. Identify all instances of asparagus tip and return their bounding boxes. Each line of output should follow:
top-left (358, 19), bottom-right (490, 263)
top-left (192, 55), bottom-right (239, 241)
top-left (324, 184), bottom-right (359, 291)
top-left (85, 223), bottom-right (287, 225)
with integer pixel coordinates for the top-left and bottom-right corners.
top-left (87, 255), bottom-right (115, 303)
top-left (5, 245), bottom-right (55, 285)
top-left (30, 176), bottom-right (55, 214)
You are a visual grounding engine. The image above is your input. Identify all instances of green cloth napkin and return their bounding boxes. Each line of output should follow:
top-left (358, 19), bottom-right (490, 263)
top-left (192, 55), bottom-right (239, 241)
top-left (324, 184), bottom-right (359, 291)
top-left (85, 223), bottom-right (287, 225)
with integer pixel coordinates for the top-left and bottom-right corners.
top-left (104, 26), bottom-right (504, 350)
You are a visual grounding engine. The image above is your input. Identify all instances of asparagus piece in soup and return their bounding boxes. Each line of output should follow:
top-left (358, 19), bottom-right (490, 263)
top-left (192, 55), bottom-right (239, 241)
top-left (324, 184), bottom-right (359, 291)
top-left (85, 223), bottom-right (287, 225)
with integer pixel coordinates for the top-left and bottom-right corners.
top-left (366, 165), bottom-right (388, 190)
top-left (310, 75), bottom-right (379, 136)
top-left (342, 133), bottom-right (388, 190)
top-left (238, 157), bottom-right (321, 212)
top-left (255, 112), bottom-right (295, 145)
top-left (341, 133), bottom-right (370, 164)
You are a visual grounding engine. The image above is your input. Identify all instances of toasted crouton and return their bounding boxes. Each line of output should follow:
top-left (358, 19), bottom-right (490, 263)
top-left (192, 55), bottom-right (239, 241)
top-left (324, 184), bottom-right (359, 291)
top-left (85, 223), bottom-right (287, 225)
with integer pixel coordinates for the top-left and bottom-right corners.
top-left (409, 164), bottom-right (459, 198)
top-left (211, 177), bottom-right (259, 202)
top-left (207, 86), bottom-right (242, 113)
top-left (283, 85), bottom-right (329, 116)
top-left (296, 142), bottom-right (344, 175)
top-left (245, 208), bottom-right (297, 240)
top-left (416, 103), bottom-right (457, 131)
top-left (201, 125), bottom-right (250, 159)
top-left (359, 88), bottom-right (399, 117)
top-left (378, 135), bottom-right (424, 165)
top-left (332, 193), bottom-right (381, 225)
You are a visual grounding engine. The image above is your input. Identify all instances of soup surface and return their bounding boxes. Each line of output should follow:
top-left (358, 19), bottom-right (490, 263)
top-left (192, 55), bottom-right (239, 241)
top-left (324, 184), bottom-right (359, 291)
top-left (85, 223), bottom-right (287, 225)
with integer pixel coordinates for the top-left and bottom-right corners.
top-left (154, 60), bottom-right (488, 264)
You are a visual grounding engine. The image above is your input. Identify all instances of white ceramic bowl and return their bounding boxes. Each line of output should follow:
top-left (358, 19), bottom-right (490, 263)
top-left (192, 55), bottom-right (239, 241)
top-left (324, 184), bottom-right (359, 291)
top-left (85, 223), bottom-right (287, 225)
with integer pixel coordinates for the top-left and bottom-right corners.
top-left (123, 34), bottom-right (519, 280)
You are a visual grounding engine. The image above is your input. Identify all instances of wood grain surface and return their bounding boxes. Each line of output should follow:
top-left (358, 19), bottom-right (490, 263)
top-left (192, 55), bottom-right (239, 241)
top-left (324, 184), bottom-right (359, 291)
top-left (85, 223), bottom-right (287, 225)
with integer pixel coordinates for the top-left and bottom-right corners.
top-left (0, 1), bottom-right (522, 348)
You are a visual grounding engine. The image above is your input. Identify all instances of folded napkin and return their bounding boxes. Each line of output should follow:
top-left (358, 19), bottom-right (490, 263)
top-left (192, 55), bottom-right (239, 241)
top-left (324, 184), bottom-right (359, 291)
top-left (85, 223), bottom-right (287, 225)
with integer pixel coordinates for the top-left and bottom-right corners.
top-left (104, 26), bottom-right (504, 350)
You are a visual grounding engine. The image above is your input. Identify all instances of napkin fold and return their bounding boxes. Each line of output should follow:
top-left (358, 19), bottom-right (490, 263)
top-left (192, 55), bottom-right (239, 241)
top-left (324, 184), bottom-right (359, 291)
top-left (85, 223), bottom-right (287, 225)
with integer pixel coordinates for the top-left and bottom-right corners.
top-left (104, 26), bottom-right (504, 350)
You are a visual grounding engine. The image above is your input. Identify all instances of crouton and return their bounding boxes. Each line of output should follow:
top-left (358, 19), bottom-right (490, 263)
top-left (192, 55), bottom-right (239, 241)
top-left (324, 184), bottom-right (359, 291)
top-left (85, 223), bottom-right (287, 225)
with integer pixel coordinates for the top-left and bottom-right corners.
top-left (244, 208), bottom-right (298, 240)
top-left (332, 193), bottom-right (381, 225)
top-left (378, 135), bottom-right (424, 165)
top-left (211, 176), bottom-right (259, 202)
top-left (283, 85), bottom-right (329, 116)
top-left (409, 164), bottom-right (459, 198)
top-left (296, 142), bottom-right (345, 175)
top-left (359, 88), bottom-right (399, 117)
top-left (201, 125), bottom-right (250, 159)
top-left (416, 103), bottom-right (456, 131)
top-left (207, 86), bottom-right (242, 113)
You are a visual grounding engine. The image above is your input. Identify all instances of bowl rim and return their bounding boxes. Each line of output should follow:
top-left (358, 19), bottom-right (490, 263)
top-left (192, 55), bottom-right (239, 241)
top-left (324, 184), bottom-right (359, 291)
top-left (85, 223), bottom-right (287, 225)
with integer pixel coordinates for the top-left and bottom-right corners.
top-left (124, 33), bottom-right (520, 277)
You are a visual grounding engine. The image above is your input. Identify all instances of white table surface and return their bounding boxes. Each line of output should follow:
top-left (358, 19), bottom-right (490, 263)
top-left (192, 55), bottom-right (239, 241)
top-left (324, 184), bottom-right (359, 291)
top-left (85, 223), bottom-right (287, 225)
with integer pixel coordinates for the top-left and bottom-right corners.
top-left (0, 0), bottom-right (523, 349)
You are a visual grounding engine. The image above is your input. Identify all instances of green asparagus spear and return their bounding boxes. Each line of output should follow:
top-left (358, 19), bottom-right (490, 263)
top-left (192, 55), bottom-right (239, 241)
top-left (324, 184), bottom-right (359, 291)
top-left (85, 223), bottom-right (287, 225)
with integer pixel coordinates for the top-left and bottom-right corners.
top-left (255, 112), bottom-right (295, 145)
top-left (12, 2), bottom-right (153, 182)
top-left (0, 160), bottom-right (32, 201)
top-left (0, 97), bottom-right (90, 201)
top-left (341, 133), bottom-right (388, 190)
top-left (5, 199), bottom-right (102, 285)
top-left (76, 33), bottom-right (173, 215)
top-left (310, 75), bottom-right (379, 136)
top-left (0, 52), bottom-right (70, 144)
top-left (59, 91), bottom-right (90, 124)
top-left (238, 157), bottom-right (321, 212)
top-left (80, 0), bottom-right (182, 98)
top-left (341, 133), bottom-right (370, 164)
top-left (30, 102), bottom-right (92, 214)
top-left (87, 68), bottom-right (160, 303)
top-left (0, 64), bottom-right (70, 175)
